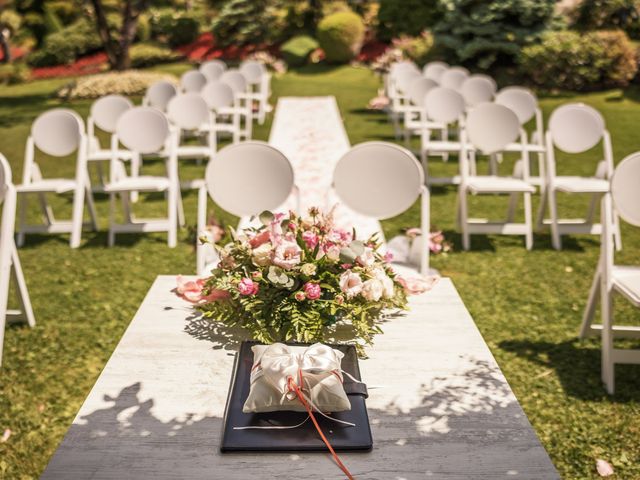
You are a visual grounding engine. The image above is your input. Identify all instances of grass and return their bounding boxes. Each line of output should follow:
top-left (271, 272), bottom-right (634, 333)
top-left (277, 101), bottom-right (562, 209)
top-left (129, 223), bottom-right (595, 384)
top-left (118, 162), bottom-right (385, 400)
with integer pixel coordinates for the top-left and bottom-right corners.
top-left (0, 63), bottom-right (639, 479)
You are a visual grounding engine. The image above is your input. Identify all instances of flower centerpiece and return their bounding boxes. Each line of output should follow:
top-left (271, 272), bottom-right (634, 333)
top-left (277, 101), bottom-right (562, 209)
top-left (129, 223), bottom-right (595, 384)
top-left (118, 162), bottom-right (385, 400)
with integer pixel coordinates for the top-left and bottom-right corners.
top-left (187, 207), bottom-right (433, 348)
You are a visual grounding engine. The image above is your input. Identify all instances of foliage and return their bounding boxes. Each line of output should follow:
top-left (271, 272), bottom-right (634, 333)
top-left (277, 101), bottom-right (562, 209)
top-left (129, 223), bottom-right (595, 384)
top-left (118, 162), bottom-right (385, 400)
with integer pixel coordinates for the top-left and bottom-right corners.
top-left (391, 30), bottom-right (434, 65)
top-left (520, 30), bottom-right (638, 91)
top-left (22, 12), bottom-right (47, 46)
top-left (377, 0), bottom-right (443, 41)
top-left (27, 19), bottom-right (101, 67)
top-left (0, 62), bottom-right (30, 84)
top-left (129, 43), bottom-right (181, 68)
top-left (42, 4), bottom-right (63, 34)
top-left (56, 70), bottom-right (178, 99)
top-left (194, 208), bottom-right (410, 346)
top-left (435, 0), bottom-right (557, 69)
top-left (210, 0), bottom-right (276, 48)
top-left (572, 0), bottom-right (640, 39)
top-left (280, 34), bottom-right (319, 67)
top-left (149, 8), bottom-right (200, 47)
top-left (0, 9), bottom-right (23, 33)
top-left (317, 10), bottom-right (365, 63)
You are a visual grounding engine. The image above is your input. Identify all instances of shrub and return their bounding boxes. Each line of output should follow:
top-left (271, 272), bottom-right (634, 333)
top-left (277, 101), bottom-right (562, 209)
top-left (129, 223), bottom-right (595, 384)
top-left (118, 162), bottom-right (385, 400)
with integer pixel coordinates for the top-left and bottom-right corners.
top-left (435, 0), bottom-right (556, 69)
top-left (211, 0), bottom-right (276, 48)
top-left (280, 35), bottom-right (319, 67)
top-left (0, 63), bottom-right (31, 85)
top-left (56, 71), bottom-right (178, 100)
top-left (391, 31), bottom-right (434, 65)
top-left (519, 30), bottom-right (638, 91)
top-left (149, 9), bottom-right (200, 47)
top-left (317, 11), bottom-right (365, 64)
top-left (377, 0), bottom-right (443, 41)
top-left (129, 44), bottom-right (181, 68)
top-left (27, 19), bottom-right (101, 67)
top-left (573, 0), bottom-right (640, 39)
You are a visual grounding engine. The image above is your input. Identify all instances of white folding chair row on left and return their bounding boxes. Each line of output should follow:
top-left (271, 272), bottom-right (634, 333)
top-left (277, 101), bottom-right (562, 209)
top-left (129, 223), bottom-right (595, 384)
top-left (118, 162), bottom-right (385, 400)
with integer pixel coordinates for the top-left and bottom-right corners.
top-left (0, 153), bottom-right (35, 367)
top-left (580, 152), bottom-right (640, 394)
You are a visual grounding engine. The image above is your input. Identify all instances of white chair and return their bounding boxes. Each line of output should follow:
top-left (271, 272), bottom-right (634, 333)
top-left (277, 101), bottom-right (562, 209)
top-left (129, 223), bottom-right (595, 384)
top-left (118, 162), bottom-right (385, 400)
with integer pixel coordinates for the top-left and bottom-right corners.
top-left (180, 70), bottom-right (207, 93)
top-left (440, 66), bottom-right (470, 91)
top-left (199, 60), bottom-right (226, 81)
top-left (220, 69), bottom-right (253, 141)
top-left (538, 103), bottom-right (620, 250)
top-left (104, 107), bottom-right (178, 247)
top-left (86, 95), bottom-right (137, 193)
top-left (332, 141), bottom-right (430, 274)
top-left (240, 59), bottom-right (271, 125)
top-left (460, 76), bottom-right (495, 107)
top-left (196, 141), bottom-right (296, 275)
top-left (16, 109), bottom-right (97, 248)
top-left (423, 61), bottom-right (449, 83)
top-left (580, 152), bottom-right (640, 394)
top-left (0, 153), bottom-right (35, 367)
top-left (458, 103), bottom-right (536, 250)
top-left (200, 80), bottom-right (241, 146)
top-left (403, 77), bottom-right (439, 147)
top-left (389, 67), bottom-right (422, 138)
top-left (142, 81), bottom-right (177, 112)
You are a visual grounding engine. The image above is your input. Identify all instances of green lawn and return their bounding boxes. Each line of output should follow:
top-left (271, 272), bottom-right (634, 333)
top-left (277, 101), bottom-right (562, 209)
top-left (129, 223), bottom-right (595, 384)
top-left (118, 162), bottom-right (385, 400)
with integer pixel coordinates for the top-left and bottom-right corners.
top-left (0, 64), bottom-right (639, 479)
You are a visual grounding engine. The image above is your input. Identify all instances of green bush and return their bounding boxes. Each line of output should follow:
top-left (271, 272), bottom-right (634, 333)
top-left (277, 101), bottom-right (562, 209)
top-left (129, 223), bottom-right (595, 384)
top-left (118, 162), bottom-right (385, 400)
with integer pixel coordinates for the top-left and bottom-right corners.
top-left (22, 12), bottom-right (47, 46)
top-left (435, 0), bottom-right (556, 69)
top-left (0, 63), bottom-right (30, 85)
top-left (573, 0), bottom-right (640, 39)
top-left (57, 71), bottom-right (178, 100)
top-left (317, 11), bottom-right (365, 64)
top-left (211, 0), bottom-right (275, 48)
top-left (280, 35), bottom-right (319, 67)
top-left (391, 31), bottom-right (435, 65)
top-left (149, 9), bottom-right (200, 47)
top-left (519, 30), bottom-right (638, 90)
top-left (129, 43), bottom-right (181, 68)
top-left (377, 0), bottom-right (443, 41)
top-left (137, 14), bottom-right (152, 42)
top-left (27, 18), bottom-right (101, 67)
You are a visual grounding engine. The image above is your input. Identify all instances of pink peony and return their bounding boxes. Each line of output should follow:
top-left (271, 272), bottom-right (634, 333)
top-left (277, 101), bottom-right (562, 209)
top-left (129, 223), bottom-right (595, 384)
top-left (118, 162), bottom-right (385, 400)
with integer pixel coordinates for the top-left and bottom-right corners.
top-left (302, 230), bottom-right (319, 249)
top-left (176, 275), bottom-right (229, 304)
top-left (397, 276), bottom-right (438, 295)
top-left (339, 270), bottom-right (363, 298)
top-left (238, 278), bottom-right (259, 296)
top-left (272, 239), bottom-right (302, 270)
top-left (303, 282), bottom-right (322, 300)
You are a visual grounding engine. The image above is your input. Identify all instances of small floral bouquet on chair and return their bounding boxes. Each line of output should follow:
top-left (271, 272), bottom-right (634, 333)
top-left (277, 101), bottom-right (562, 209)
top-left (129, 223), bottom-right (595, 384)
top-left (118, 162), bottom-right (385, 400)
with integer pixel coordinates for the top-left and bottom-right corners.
top-left (184, 207), bottom-right (433, 348)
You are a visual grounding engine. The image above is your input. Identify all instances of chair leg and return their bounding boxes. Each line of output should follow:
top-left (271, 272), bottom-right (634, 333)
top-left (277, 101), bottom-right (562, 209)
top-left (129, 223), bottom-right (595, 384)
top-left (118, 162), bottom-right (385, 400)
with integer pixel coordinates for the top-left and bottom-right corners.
top-left (37, 192), bottom-right (54, 226)
top-left (11, 243), bottom-right (35, 328)
top-left (108, 193), bottom-right (116, 247)
top-left (535, 185), bottom-right (548, 232)
top-left (16, 194), bottom-right (27, 247)
top-left (70, 186), bottom-right (85, 248)
top-left (549, 189), bottom-right (562, 250)
top-left (601, 281), bottom-right (615, 394)
top-left (459, 187), bottom-right (470, 251)
top-left (579, 267), bottom-right (600, 339)
top-left (130, 153), bottom-right (140, 203)
top-left (441, 127), bottom-right (449, 162)
top-left (168, 187), bottom-right (177, 248)
top-left (523, 191), bottom-right (533, 250)
top-left (85, 177), bottom-right (99, 231)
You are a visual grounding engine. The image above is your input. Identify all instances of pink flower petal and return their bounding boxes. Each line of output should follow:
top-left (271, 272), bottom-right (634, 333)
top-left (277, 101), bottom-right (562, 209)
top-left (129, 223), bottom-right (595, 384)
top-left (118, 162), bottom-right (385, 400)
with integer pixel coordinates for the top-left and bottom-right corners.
top-left (596, 459), bottom-right (614, 477)
top-left (1, 429), bottom-right (11, 443)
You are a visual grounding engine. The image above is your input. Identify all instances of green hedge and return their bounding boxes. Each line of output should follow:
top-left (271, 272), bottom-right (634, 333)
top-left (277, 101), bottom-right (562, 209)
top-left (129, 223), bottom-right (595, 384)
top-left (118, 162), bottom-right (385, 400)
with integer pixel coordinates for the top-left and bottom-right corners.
top-left (149, 9), bottom-right (200, 47)
top-left (129, 44), bottom-right (181, 68)
top-left (377, 0), bottom-right (443, 41)
top-left (280, 35), bottom-right (319, 67)
top-left (27, 19), bottom-right (101, 67)
top-left (0, 63), bottom-right (30, 85)
top-left (573, 0), bottom-right (640, 39)
top-left (317, 11), bottom-right (365, 64)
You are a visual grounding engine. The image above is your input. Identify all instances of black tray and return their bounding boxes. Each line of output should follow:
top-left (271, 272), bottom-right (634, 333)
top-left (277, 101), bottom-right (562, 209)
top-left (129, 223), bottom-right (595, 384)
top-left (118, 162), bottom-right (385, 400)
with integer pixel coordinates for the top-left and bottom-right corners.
top-left (220, 341), bottom-right (373, 452)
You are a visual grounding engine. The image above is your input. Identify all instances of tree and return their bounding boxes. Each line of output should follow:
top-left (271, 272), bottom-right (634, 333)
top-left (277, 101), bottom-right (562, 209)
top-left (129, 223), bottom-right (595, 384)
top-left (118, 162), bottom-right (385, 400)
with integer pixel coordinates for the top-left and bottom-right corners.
top-left (377, 0), bottom-right (443, 41)
top-left (211, 0), bottom-right (273, 48)
top-left (90, 0), bottom-right (149, 70)
top-left (0, 8), bottom-right (22, 63)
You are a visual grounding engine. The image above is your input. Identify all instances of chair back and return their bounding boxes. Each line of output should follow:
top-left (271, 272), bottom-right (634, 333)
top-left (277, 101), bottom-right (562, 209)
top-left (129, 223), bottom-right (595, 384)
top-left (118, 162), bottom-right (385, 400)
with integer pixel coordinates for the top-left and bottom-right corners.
top-left (461, 76), bottom-right (495, 106)
top-left (424, 87), bottom-right (465, 124)
top-left (465, 103), bottom-right (520, 154)
top-left (90, 95), bottom-right (133, 134)
top-left (440, 67), bottom-right (470, 90)
top-left (391, 61), bottom-right (419, 75)
top-left (495, 86), bottom-right (537, 125)
top-left (220, 69), bottom-right (247, 95)
top-left (205, 141), bottom-right (294, 217)
top-left (240, 60), bottom-right (266, 85)
top-left (31, 109), bottom-right (83, 157)
top-left (0, 153), bottom-right (11, 204)
top-left (201, 81), bottom-right (235, 111)
top-left (180, 70), bottom-right (207, 93)
top-left (395, 69), bottom-right (421, 93)
top-left (470, 74), bottom-right (497, 93)
top-left (116, 107), bottom-right (170, 154)
top-left (423, 61), bottom-right (448, 82)
top-left (407, 78), bottom-right (438, 106)
top-left (145, 81), bottom-right (177, 112)
top-left (333, 142), bottom-right (424, 220)
top-left (611, 152), bottom-right (640, 227)
top-left (548, 103), bottom-right (605, 154)
top-left (200, 61), bottom-right (225, 81)
top-left (167, 93), bottom-right (210, 131)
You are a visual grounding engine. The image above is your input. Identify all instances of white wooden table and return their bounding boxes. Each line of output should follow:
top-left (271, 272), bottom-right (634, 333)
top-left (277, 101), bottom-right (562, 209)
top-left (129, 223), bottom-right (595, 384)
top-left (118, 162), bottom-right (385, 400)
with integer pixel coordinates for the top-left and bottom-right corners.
top-left (41, 276), bottom-right (558, 479)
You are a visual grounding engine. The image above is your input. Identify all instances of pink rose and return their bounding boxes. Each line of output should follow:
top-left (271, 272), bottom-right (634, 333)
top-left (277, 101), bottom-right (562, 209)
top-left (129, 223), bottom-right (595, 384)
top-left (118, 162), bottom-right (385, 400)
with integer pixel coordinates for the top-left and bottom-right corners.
top-left (249, 230), bottom-right (270, 248)
top-left (304, 282), bottom-right (321, 300)
top-left (302, 230), bottom-right (319, 249)
top-left (294, 291), bottom-right (306, 301)
top-left (397, 276), bottom-right (438, 295)
top-left (238, 277), bottom-right (259, 296)
top-left (272, 239), bottom-right (302, 270)
top-left (339, 270), bottom-right (363, 298)
top-left (356, 248), bottom-right (376, 267)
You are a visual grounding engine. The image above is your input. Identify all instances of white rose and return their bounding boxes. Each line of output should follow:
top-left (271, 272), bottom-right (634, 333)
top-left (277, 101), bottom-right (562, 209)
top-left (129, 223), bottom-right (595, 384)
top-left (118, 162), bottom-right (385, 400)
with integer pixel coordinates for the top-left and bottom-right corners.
top-left (339, 270), bottom-right (363, 298)
top-left (361, 278), bottom-right (384, 302)
top-left (252, 242), bottom-right (272, 266)
top-left (357, 247), bottom-right (376, 267)
top-left (300, 263), bottom-right (317, 276)
top-left (373, 267), bottom-right (395, 299)
top-left (326, 245), bottom-right (341, 262)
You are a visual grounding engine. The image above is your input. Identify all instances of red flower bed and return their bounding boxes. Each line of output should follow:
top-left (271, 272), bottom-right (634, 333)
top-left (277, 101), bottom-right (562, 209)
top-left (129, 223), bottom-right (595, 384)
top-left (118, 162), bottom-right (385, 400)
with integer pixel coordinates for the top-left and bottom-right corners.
top-left (0, 45), bottom-right (27, 62)
top-left (177, 32), bottom-right (275, 62)
top-left (31, 52), bottom-right (108, 79)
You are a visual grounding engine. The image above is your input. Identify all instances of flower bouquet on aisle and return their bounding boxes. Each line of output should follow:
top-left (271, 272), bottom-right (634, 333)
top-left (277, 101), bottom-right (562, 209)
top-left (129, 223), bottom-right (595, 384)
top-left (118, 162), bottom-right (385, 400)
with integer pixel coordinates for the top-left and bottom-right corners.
top-left (180, 207), bottom-right (435, 350)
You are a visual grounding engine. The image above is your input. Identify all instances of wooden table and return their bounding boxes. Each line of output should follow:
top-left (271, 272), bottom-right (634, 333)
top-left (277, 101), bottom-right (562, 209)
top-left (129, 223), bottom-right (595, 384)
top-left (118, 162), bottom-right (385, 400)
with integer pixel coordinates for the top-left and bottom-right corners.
top-left (41, 276), bottom-right (558, 479)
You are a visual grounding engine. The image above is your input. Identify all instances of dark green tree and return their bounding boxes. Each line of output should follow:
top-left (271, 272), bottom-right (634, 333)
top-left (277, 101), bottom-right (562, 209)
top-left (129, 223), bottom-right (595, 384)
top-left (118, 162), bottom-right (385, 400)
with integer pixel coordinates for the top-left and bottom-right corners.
top-left (211, 0), bottom-right (273, 48)
top-left (377, 0), bottom-right (443, 41)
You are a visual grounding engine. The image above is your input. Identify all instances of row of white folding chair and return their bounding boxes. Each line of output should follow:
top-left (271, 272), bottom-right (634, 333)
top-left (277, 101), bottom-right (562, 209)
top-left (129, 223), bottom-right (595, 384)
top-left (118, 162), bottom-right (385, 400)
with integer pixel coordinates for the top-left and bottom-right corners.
top-left (0, 153), bottom-right (35, 366)
top-left (579, 152), bottom-right (640, 394)
top-left (196, 141), bottom-right (430, 277)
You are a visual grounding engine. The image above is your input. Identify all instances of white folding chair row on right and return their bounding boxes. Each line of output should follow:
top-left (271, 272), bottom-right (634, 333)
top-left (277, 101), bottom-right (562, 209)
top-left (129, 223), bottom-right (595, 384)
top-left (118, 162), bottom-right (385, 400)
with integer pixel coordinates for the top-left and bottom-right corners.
top-left (423, 61), bottom-right (449, 83)
top-left (0, 153), bottom-right (35, 367)
top-left (579, 152), bottom-right (640, 394)
top-left (199, 59), bottom-right (227, 81)
top-left (240, 59), bottom-right (272, 125)
top-left (143, 80), bottom-right (177, 112)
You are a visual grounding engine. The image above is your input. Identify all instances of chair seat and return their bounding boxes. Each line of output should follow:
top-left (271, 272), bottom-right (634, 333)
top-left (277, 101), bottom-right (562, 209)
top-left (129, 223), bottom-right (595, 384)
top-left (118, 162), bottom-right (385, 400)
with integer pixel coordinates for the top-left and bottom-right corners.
top-left (613, 266), bottom-right (640, 306)
top-left (16, 179), bottom-right (77, 194)
top-left (466, 176), bottom-right (536, 194)
top-left (88, 149), bottom-right (135, 162)
top-left (176, 145), bottom-right (212, 158)
top-left (503, 142), bottom-right (546, 153)
top-left (554, 177), bottom-right (609, 193)
top-left (104, 176), bottom-right (170, 192)
top-left (423, 141), bottom-right (473, 153)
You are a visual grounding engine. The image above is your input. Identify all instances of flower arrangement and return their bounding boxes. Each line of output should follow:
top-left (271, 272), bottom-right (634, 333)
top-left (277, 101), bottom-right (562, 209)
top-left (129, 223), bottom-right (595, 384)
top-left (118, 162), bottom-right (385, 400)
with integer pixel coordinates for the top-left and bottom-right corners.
top-left (187, 208), bottom-right (433, 348)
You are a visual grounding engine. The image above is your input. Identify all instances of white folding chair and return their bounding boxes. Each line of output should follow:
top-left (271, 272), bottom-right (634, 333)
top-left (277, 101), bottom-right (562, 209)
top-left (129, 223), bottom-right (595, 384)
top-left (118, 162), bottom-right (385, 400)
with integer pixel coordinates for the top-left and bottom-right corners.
top-left (200, 80), bottom-right (241, 147)
top-left (423, 61), bottom-right (449, 83)
top-left (180, 70), bottom-right (207, 93)
top-left (389, 67), bottom-right (422, 139)
top-left (580, 152), bottom-right (640, 394)
top-left (0, 153), bottom-right (35, 367)
top-left (220, 69), bottom-right (253, 141)
top-left (196, 141), bottom-right (297, 275)
top-left (403, 77), bottom-right (439, 147)
top-left (200, 60), bottom-right (226, 81)
top-left (440, 66), bottom-right (470, 91)
top-left (87, 95), bottom-right (137, 193)
top-left (495, 86), bottom-right (546, 184)
top-left (538, 103), bottom-right (620, 250)
top-left (16, 109), bottom-right (97, 248)
top-left (458, 103), bottom-right (536, 250)
top-left (460, 76), bottom-right (495, 107)
top-left (104, 107), bottom-right (179, 247)
top-left (142, 81), bottom-right (177, 112)
top-left (240, 59), bottom-right (271, 125)
top-left (332, 141), bottom-right (430, 275)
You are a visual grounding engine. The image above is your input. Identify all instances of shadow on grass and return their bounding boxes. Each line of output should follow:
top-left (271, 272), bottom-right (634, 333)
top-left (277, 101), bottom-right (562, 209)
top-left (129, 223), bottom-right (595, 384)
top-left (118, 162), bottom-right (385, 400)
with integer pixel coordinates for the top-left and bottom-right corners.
top-left (0, 93), bottom-right (62, 128)
top-left (289, 63), bottom-right (344, 75)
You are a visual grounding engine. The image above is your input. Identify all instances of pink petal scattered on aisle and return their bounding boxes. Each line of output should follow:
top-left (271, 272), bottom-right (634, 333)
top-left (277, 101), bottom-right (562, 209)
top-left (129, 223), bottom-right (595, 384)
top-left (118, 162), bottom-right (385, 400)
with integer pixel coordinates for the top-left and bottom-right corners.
top-left (1, 429), bottom-right (11, 443)
top-left (596, 459), bottom-right (614, 477)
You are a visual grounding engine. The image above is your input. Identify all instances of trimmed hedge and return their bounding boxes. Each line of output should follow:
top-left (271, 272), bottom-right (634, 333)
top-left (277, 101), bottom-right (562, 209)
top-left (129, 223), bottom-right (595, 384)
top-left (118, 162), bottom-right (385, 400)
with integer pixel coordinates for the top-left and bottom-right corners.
top-left (129, 44), bottom-right (181, 68)
top-left (281, 35), bottom-right (319, 67)
top-left (317, 11), bottom-right (365, 64)
top-left (27, 19), bottom-right (101, 67)
top-left (57, 71), bottom-right (178, 100)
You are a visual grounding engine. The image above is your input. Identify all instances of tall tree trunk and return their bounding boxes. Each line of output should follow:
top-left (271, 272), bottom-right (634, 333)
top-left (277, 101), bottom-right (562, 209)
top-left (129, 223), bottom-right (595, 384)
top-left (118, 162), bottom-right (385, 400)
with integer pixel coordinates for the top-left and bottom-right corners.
top-left (0, 30), bottom-right (11, 64)
top-left (89, 0), bottom-right (118, 68)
